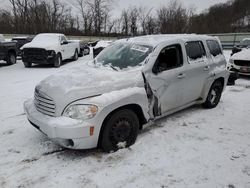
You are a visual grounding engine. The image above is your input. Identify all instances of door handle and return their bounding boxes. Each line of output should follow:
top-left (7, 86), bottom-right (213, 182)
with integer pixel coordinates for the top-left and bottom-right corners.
top-left (204, 65), bottom-right (210, 71)
top-left (177, 73), bottom-right (186, 79)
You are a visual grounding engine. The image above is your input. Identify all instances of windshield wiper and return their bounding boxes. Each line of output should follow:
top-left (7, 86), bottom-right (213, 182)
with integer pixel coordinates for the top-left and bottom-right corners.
top-left (107, 64), bottom-right (118, 71)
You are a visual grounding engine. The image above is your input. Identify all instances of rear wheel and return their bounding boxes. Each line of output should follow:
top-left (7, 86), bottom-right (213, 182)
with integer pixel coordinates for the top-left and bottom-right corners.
top-left (100, 109), bottom-right (139, 152)
top-left (203, 80), bottom-right (223, 109)
top-left (54, 53), bottom-right (62, 68)
top-left (6, 52), bottom-right (16, 65)
top-left (24, 62), bottom-right (32, 68)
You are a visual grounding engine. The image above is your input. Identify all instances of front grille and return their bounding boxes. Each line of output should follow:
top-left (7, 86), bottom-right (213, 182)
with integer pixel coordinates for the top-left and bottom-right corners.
top-left (23, 48), bottom-right (48, 59)
top-left (234, 60), bottom-right (250, 67)
top-left (34, 88), bottom-right (56, 116)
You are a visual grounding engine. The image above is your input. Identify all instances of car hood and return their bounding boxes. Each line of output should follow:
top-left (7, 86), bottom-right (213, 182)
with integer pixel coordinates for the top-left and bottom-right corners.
top-left (21, 41), bottom-right (58, 50)
top-left (36, 63), bottom-right (144, 115)
top-left (231, 48), bottom-right (250, 61)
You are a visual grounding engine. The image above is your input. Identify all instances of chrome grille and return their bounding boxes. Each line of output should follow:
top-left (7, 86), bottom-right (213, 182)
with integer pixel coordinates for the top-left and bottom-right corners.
top-left (34, 88), bottom-right (56, 116)
top-left (234, 60), bottom-right (250, 67)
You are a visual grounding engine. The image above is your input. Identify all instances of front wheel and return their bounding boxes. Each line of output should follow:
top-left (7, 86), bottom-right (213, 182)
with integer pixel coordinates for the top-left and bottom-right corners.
top-left (100, 109), bottom-right (139, 152)
top-left (203, 80), bottom-right (223, 109)
top-left (6, 52), bottom-right (16, 65)
top-left (54, 53), bottom-right (62, 68)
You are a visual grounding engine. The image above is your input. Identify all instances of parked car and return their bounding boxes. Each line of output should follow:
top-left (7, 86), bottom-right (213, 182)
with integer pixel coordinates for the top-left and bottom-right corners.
top-left (79, 41), bottom-right (90, 56)
top-left (24, 34), bottom-right (229, 152)
top-left (229, 48), bottom-right (250, 76)
top-left (79, 40), bottom-right (112, 57)
top-left (93, 40), bottom-right (113, 57)
top-left (231, 38), bottom-right (250, 56)
top-left (12, 36), bottom-right (33, 56)
top-left (0, 34), bottom-right (17, 65)
top-left (21, 33), bottom-right (80, 68)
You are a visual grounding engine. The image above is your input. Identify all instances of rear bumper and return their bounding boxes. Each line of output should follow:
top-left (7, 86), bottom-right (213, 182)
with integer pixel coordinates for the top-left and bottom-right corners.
top-left (24, 99), bottom-right (98, 149)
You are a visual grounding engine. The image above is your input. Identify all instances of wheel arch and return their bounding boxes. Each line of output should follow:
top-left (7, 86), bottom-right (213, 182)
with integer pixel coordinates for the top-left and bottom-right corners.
top-left (201, 76), bottom-right (226, 102)
top-left (8, 49), bottom-right (16, 56)
top-left (97, 103), bottom-right (147, 147)
top-left (215, 77), bottom-right (225, 88)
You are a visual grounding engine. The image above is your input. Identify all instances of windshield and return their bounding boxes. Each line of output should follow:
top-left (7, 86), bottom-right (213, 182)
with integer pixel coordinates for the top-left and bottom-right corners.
top-left (33, 34), bottom-right (60, 43)
top-left (96, 42), bottom-right (153, 70)
top-left (240, 39), bottom-right (250, 46)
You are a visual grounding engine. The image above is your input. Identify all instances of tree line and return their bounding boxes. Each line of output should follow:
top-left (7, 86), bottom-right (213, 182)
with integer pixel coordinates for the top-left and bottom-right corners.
top-left (0, 0), bottom-right (250, 36)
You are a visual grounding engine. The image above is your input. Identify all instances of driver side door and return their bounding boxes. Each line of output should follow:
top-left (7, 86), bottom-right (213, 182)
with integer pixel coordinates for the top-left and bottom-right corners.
top-left (60, 36), bottom-right (69, 60)
top-left (143, 44), bottom-right (186, 118)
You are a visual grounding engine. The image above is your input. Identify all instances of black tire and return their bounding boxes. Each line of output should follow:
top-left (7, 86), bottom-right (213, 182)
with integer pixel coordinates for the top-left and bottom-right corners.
top-left (203, 80), bottom-right (223, 109)
top-left (54, 53), bottom-right (62, 68)
top-left (100, 109), bottom-right (139, 152)
top-left (6, 52), bottom-right (16, 65)
top-left (79, 49), bottom-right (84, 57)
top-left (73, 50), bottom-right (78, 61)
top-left (24, 62), bottom-right (32, 68)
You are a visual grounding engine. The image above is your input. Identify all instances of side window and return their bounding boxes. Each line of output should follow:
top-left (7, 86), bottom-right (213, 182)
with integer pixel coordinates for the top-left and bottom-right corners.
top-left (60, 36), bottom-right (67, 43)
top-left (153, 44), bottom-right (183, 73)
top-left (206, 40), bottom-right (222, 57)
top-left (185, 41), bottom-right (206, 61)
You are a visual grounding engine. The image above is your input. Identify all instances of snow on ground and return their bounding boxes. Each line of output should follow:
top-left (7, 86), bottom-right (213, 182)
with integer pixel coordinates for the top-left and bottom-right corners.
top-left (0, 51), bottom-right (250, 188)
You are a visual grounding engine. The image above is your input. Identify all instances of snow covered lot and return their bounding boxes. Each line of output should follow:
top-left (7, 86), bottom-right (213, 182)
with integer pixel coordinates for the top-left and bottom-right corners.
top-left (0, 51), bottom-right (250, 188)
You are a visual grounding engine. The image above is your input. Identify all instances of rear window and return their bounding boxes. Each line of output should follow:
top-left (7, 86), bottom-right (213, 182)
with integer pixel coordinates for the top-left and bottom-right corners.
top-left (185, 41), bottom-right (206, 60)
top-left (206, 40), bottom-right (222, 57)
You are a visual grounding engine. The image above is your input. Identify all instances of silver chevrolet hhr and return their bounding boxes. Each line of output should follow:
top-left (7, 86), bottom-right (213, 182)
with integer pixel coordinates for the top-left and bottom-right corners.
top-left (24, 34), bottom-right (229, 152)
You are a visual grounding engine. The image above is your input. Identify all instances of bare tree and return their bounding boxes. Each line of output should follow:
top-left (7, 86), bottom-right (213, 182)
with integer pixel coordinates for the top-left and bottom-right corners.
top-left (138, 7), bottom-right (153, 35)
top-left (121, 9), bottom-right (129, 36)
top-left (157, 0), bottom-right (190, 34)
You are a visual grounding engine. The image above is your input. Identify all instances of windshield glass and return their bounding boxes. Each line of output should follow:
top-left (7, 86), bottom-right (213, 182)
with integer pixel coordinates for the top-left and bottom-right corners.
top-left (33, 34), bottom-right (59, 43)
top-left (240, 39), bottom-right (250, 46)
top-left (96, 42), bottom-right (153, 70)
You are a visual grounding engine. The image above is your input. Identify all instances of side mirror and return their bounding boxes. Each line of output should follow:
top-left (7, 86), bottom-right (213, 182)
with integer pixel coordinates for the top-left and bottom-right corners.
top-left (61, 41), bottom-right (68, 45)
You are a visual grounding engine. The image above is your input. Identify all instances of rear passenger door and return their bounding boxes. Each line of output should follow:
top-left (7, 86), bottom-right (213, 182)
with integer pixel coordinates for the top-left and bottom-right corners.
top-left (182, 41), bottom-right (210, 103)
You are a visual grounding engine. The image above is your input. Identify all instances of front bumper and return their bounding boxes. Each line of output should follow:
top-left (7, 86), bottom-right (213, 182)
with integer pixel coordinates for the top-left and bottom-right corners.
top-left (24, 99), bottom-right (98, 149)
top-left (22, 56), bottom-right (55, 65)
top-left (0, 53), bottom-right (6, 60)
top-left (229, 64), bottom-right (250, 76)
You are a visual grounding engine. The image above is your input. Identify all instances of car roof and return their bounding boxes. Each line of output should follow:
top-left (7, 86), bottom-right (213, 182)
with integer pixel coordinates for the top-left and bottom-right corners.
top-left (36, 33), bottom-right (65, 37)
top-left (12, 37), bottom-right (30, 39)
top-left (123, 34), bottom-right (217, 47)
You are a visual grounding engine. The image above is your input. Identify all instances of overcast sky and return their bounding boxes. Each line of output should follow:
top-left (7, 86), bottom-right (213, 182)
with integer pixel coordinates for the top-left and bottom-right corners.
top-left (112, 0), bottom-right (229, 17)
top-left (1, 0), bottom-right (230, 17)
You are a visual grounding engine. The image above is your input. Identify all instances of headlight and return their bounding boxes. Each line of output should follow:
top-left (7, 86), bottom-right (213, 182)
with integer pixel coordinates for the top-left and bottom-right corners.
top-left (229, 59), bottom-right (234, 64)
top-left (47, 50), bottom-right (55, 57)
top-left (63, 104), bottom-right (98, 120)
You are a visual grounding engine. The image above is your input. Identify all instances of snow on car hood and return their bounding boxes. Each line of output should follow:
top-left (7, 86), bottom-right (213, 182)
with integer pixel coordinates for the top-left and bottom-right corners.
top-left (21, 40), bottom-right (58, 50)
top-left (37, 62), bottom-right (144, 114)
top-left (231, 48), bottom-right (250, 61)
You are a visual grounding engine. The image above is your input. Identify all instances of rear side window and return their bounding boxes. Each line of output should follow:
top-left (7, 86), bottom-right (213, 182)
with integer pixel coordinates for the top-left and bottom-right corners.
top-left (185, 41), bottom-right (206, 61)
top-left (206, 40), bottom-right (222, 57)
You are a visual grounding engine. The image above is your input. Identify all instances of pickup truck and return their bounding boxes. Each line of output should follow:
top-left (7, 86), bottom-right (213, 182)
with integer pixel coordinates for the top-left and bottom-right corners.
top-left (0, 34), bottom-right (17, 65)
top-left (24, 34), bottom-right (229, 152)
top-left (21, 33), bottom-right (80, 68)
